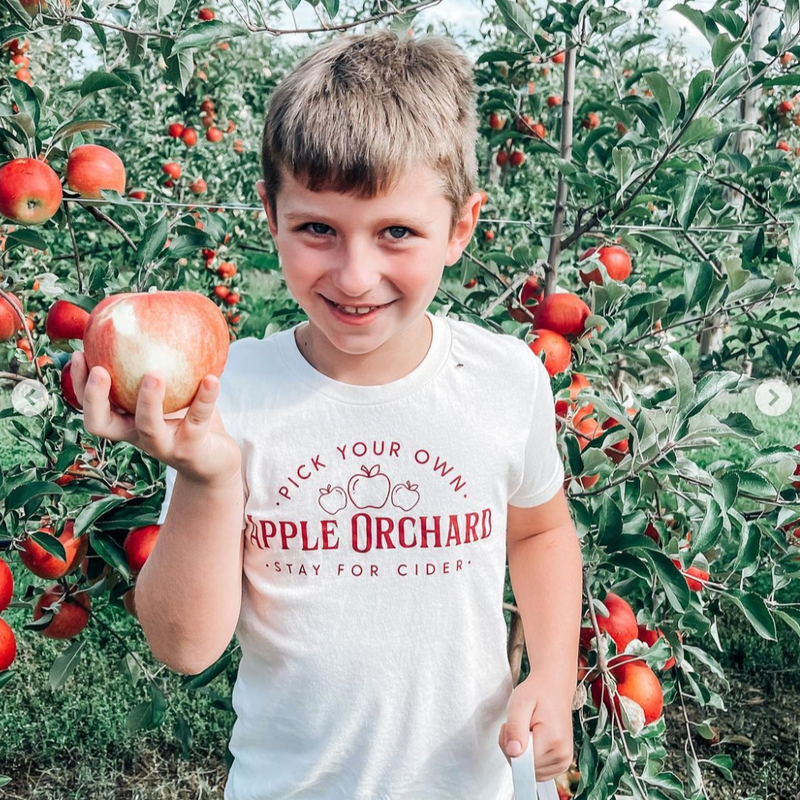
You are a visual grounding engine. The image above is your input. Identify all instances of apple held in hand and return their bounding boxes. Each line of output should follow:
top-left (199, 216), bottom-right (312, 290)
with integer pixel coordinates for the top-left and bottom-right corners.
top-left (83, 290), bottom-right (230, 414)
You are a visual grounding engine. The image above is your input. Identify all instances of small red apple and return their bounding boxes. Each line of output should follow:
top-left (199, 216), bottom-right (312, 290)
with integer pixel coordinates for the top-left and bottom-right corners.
top-left (66, 144), bottom-right (126, 199)
top-left (181, 128), bottom-right (198, 147)
top-left (0, 618), bottom-right (16, 670)
top-left (60, 359), bottom-right (82, 410)
top-left (33, 584), bottom-right (91, 639)
top-left (123, 525), bottom-right (160, 575)
top-left (20, 520), bottom-right (88, 580)
top-left (0, 158), bottom-right (63, 225)
top-left (0, 557), bottom-right (13, 612)
top-left (168, 122), bottom-right (184, 139)
top-left (46, 299), bottom-right (90, 343)
top-left (0, 292), bottom-right (24, 342)
top-left (206, 127), bottom-right (224, 143)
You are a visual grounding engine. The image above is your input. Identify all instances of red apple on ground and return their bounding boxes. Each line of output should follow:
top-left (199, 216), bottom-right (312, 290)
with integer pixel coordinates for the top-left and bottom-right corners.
top-left (33, 584), bottom-right (91, 639)
top-left (46, 299), bottom-right (90, 343)
top-left (66, 145), bottom-right (126, 199)
top-left (82, 290), bottom-right (230, 414)
top-left (0, 158), bottom-right (63, 225)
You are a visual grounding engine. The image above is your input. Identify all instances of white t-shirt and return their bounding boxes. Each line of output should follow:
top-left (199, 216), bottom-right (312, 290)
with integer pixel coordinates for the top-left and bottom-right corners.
top-left (157, 309), bottom-right (564, 800)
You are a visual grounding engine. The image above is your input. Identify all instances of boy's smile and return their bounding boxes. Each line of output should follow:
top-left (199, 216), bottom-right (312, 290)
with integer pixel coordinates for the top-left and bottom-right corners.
top-left (256, 165), bottom-right (482, 386)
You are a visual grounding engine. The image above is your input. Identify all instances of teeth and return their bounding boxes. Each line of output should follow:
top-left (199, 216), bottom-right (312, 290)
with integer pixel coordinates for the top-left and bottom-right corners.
top-left (333, 302), bottom-right (381, 315)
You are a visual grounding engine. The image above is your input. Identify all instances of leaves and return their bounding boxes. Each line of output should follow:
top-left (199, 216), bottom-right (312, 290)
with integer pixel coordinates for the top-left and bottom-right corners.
top-left (494, 0), bottom-right (538, 40)
top-left (172, 21), bottom-right (249, 53)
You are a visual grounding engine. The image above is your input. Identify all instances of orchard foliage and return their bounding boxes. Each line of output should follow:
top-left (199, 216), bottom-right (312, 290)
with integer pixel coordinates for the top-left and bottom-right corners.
top-left (0, 0), bottom-right (799, 797)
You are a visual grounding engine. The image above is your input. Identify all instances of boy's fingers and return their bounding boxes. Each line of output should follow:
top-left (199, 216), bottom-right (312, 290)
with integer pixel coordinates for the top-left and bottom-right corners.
top-left (81, 365), bottom-right (137, 441)
top-left (133, 372), bottom-right (169, 451)
top-left (176, 375), bottom-right (220, 441)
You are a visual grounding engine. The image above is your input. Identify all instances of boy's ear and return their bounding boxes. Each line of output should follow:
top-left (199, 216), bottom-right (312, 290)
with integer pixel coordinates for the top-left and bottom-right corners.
top-left (445, 191), bottom-right (485, 267)
top-left (256, 180), bottom-right (279, 238)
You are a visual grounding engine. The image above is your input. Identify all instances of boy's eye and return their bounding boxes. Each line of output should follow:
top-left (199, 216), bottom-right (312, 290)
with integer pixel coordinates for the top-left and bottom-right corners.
top-left (299, 223), bottom-right (413, 241)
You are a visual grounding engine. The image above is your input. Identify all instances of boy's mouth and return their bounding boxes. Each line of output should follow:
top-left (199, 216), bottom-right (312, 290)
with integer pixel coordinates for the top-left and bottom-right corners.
top-left (321, 295), bottom-right (397, 315)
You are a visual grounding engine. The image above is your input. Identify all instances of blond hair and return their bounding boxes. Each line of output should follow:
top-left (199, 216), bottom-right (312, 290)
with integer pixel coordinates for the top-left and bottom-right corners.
top-left (260, 29), bottom-right (478, 237)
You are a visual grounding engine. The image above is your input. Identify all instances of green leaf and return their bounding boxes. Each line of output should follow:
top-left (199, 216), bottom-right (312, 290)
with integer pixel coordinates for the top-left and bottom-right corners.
top-left (687, 70), bottom-right (713, 114)
top-left (643, 549), bottom-right (691, 611)
top-left (775, 607), bottom-right (800, 638)
top-left (664, 349), bottom-right (695, 417)
top-left (727, 277), bottom-right (772, 305)
top-left (711, 34), bottom-right (742, 68)
top-left (322, 0), bottom-right (339, 17)
top-left (718, 414), bottom-right (762, 439)
top-left (672, 4), bottom-right (710, 42)
top-left (49, 118), bottom-right (114, 149)
top-left (5, 229), bottom-right (48, 253)
top-left (90, 532), bottom-right (131, 581)
top-left (126, 684), bottom-right (168, 733)
top-left (26, 529), bottom-right (67, 562)
top-left (5, 481), bottom-right (62, 511)
top-left (181, 651), bottom-right (232, 689)
top-left (10, 77), bottom-right (39, 129)
top-left (725, 589), bottom-right (776, 641)
top-left (689, 498), bottom-right (723, 553)
top-left (644, 72), bottom-right (681, 127)
top-left (165, 48), bottom-right (194, 96)
top-left (122, 32), bottom-right (146, 67)
top-left (50, 640), bottom-right (86, 690)
top-left (494, 0), bottom-right (538, 40)
top-left (80, 71), bottom-right (128, 98)
top-left (681, 117), bottom-right (721, 146)
top-left (136, 215), bottom-right (170, 266)
top-left (688, 371), bottom-right (741, 418)
top-left (676, 171), bottom-right (700, 230)
top-left (476, 50), bottom-right (531, 64)
top-left (73, 496), bottom-right (128, 536)
top-left (172, 22), bottom-right (249, 53)
top-left (0, 25), bottom-right (30, 47)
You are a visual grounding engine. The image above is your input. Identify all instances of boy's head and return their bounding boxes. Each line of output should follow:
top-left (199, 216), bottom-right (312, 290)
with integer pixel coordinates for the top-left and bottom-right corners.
top-left (259, 29), bottom-right (479, 238)
top-left (255, 30), bottom-right (483, 370)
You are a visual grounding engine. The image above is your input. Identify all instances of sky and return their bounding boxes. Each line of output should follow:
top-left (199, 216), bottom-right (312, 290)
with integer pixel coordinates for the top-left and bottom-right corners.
top-left (70, 0), bottom-right (780, 71)
top-left (267, 0), bottom-right (771, 65)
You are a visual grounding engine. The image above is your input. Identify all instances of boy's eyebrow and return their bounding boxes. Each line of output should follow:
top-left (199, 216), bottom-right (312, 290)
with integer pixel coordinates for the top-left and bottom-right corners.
top-left (283, 210), bottom-right (434, 228)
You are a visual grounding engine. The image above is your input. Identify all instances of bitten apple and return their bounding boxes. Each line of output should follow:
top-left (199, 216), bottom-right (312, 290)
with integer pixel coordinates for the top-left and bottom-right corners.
top-left (82, 290), bottom-right (230, 414)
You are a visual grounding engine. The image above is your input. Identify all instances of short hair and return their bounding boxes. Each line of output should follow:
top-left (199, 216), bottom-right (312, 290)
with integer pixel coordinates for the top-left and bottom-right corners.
top-left (260, 29), bottom-right (479, 237)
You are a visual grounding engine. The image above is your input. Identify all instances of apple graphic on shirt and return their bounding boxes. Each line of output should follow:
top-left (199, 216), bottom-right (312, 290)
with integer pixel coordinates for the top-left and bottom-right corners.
top-left (319, 484), bottom-right (347, 514)
top-left (348, 465), bottom-right (391, 509)
top-left (391, 481), bottom-right (420, 512)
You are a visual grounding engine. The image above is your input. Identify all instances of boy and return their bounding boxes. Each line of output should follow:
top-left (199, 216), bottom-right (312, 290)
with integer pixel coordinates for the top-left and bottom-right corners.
top-left (72, 29), bottom-right (583, 800)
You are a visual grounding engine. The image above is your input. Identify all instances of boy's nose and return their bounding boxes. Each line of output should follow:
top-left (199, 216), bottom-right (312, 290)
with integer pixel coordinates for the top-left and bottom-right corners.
top-left (331, 248), bottom-right (383, 298)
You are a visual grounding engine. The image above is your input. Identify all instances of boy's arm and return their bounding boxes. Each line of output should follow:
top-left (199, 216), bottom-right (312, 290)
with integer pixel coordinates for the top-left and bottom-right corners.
top-left (136, 469), bottom-right (245, 675)
top-left (506, 487), bottom-right (583, 703)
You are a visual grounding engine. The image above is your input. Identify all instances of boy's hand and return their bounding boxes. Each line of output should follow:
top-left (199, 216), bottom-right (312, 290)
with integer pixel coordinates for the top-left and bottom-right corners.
top-left (70, 350), bottom-right (242, 487)
top-left (498, 675), bottom-right (574, 782)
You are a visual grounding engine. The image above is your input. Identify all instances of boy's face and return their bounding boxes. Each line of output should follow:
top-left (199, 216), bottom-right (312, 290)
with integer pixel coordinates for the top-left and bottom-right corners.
top-left (256, 165), bottom-right (482, 365)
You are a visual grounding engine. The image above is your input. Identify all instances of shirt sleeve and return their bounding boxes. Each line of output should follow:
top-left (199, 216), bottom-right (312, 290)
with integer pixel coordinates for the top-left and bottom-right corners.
top-left (508, 349), bottom-right (565, 507)
top-left (156, 464), bottom-right (177, 525)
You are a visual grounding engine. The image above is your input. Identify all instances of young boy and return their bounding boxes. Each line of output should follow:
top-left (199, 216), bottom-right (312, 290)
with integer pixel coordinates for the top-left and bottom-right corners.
top-left (73, 28), bottom-right (583, 800)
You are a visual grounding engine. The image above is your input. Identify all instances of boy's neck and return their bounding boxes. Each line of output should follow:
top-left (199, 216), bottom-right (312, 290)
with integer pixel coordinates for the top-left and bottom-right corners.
top-left (293, 313), bottom-right (433, 386)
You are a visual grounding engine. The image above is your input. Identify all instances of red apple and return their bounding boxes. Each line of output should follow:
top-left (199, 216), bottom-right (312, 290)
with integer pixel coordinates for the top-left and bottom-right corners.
top-left (66, 144), bottom-right (126, 199)
top-left (20, 520), bottom-right (88, 580)
top-left (0, 557), bottom-right (13, 612)
top-left (0, 618), bottom-right (16, 670)
top-left (168, 122), bottom-right (185, 139)
top-left (0, 292), bottom-right (24, 342)
top-left (46, 299), bottom-right (90, 343)
top-left (579, 245), bottom-right (632, 286)
top-left (0, 158), bottom-right (63, 225)
top-left (60, 359), bottom-right (82, 410)
top-left (82, 290), bottom-right (230, 414)
top-left (123, 525), bottom-right (160, 575)
top-left (33, 584), bottom-right (91, 639)
top-left (206, 127), bottom-right (223, 143)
